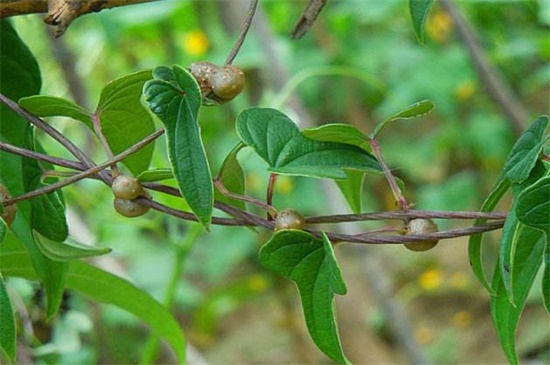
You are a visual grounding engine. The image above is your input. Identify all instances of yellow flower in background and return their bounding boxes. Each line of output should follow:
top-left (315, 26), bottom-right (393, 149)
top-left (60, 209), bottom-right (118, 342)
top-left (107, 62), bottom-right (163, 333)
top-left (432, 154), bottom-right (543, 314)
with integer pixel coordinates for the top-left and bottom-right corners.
top-left (455, 81), bottom-right (476, 101)
top-left (452, 310), bottom-right (473, 328)
top-left (247, 274), bottom-right (269, 293)
top-left (274, 175), bottom-right (294, 195)
top-left (419, 268), bottom-right (443, 290)
top-left (450, 272), bottom-right (469, 289)
top-left (183, 30), bottom-right (209, 56)
top-left (415, 326), bottom-right (435, 345)
top-left (426, 11), bottom-right (453, 43)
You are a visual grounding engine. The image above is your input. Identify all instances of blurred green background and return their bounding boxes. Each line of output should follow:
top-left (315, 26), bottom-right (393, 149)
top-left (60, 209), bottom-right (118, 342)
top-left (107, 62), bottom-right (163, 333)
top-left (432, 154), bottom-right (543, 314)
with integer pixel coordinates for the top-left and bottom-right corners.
top-left (6, 0), bottom-right (550, 363)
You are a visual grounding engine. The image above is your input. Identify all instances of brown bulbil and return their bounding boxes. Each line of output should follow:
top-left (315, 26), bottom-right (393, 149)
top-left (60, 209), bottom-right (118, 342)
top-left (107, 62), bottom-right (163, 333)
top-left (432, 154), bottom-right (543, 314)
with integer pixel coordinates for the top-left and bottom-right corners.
top-left (274, 208), bottom-right (306, 231)
top-left (404, 218), bottom-right (439, 252)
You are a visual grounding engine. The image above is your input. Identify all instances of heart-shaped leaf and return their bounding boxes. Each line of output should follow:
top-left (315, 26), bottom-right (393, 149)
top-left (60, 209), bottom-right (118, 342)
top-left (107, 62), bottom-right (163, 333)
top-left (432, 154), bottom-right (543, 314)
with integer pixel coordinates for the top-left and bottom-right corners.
top-left (237, 108), bottom-right (381, 179)
top-left (259, 230), bottom-right (349, 364)
top-left (144, 65), bottom-right (212, 228)
top-left (20, 71), bottom-right (157, 175)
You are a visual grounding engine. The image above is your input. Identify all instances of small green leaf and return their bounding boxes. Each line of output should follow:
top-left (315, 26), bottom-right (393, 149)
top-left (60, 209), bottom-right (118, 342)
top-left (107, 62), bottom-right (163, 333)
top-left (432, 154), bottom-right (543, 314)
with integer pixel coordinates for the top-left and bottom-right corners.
top-left (34, 232), bottom-right (111, 261)
top-left (409, 0), bottom-right (435, 43)
top-left (0, 273), bottom-right (16, 361)
top-left (502, 116), bottom-right (548, 183)
top-left (0, 235), bottom-right (186, 364)
top-left (144, 65), bottom-right (212, 228)
top-left (370, 100), bottom-right (435, 138)
top-left (96, 70), bottom-right (156, 175)
top-left (515, 175), bottom-right (550, 237)
top-left (303, 123), bottom-right (371, 151)
top-left (18, 95), bottom-right (92, 128)
top-left (491, 236), bottom-right (545, 365)
top-left (137, 168), bottom-right (174, 183)
top-left (215, 143), bottom-right (246, 210)
top-left (335, 170), bottom-right (365, 213)
top-left (237, 108), bottom-right (381, 179)
top-left (259, 230), bottom-right (349, 364)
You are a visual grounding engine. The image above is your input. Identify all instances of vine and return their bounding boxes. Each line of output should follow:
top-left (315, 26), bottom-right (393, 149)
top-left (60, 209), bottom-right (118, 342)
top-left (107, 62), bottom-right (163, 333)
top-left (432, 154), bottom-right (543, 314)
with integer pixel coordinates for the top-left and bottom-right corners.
top-left (0, 1), bottom-right (548, 364)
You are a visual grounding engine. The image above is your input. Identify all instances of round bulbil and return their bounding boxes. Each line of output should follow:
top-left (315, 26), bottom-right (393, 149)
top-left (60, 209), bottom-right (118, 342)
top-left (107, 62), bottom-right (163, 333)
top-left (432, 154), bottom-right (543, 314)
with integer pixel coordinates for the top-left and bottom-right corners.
top-left (112, 175), bottom-right (144, 200)
top-left (274, 208), bottom-right (306, 231)
top-left (113, 198), bottom-right (150, 218)
top-left (404, 218), bottom-right (439, 252)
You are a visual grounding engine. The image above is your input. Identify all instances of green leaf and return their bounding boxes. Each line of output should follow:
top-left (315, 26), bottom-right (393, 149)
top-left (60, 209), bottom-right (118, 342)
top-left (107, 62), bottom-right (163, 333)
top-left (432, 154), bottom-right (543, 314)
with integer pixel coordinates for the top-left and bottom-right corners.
top-left (469, 179), bottom-right (510, 292)
top-left (370, 100), bottom-right (435, 138)
top-left (0, 218), bottom-right (6, 244)
top-left (502, 116), bottom-right (548, 183)
top-left (95, 70), bottom-right (156, 175)
top-left (409, 0), bottom-right (435, 43)
top-left (18, 95), bottom-right (92, 128)
top-left (499, 164), bottom-right (546, 303)
top-left (0, 20), bottom-right (41, 103)
top-left (237, 108), bottom-right (381, 179)
top-left (543, 247), bottom-right (550, 314)
top-left (515, 175), bottom-right (550, 237)
top-left (303, 123), bottom-right (371, 151)
top-left (0, 20), bottom-right (67, 319)
top-left (335, 170), bottom-right (365, 213)
top-left (0, 235), bottom-right (186, 364)
top-left (19, 71), bottom-right (157, 175)
top-left (34, 232), bottom-right (111, 261)
top-left (469, 116), bottom-right (549, 293)
top-left (0, 273), bottom-right (16, 361)
top-left (137, 168), bottom-right (174, 183)
top-left (215, 143), bottom-right (246, 210)
top-left (259, 230), bottom-right (349, 364)
top-left (491, 236), bottom-right (545, 365)
top-left (144, 65), bottom-right (212, 228)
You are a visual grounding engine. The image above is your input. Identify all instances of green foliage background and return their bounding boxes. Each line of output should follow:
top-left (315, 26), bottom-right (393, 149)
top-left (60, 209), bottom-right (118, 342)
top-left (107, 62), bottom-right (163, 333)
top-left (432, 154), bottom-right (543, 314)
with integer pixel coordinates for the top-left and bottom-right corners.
top-left (1, 0), bottom-right (549, 363)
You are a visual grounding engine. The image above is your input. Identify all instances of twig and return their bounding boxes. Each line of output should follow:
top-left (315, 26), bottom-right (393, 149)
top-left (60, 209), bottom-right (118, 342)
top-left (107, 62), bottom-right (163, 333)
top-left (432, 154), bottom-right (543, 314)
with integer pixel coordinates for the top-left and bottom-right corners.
top-left (0, 93), bottom-right (110, 183)
top-left (318, 220), bottom-right (504, 245)
top-left (3, 129), bottom-right (164, 206)
top-left (0, 141), bottom-right (84, 171)
top-left (439, 0), bottom-right (529, 135)
top-left (224, 0), bottom-right (258, 65)
top-left (214, 178), bottom-right (277, 217)
top-left (91, 113), bottom-right (119, 176)
top-left (266, 173), bottom-right (278, 219)
top-left (291, 0), bottom-right (328, 39)
top-left (307, 210), bottom-right (507, 223)
top-left (369, 138), bottom-right (409, 211)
